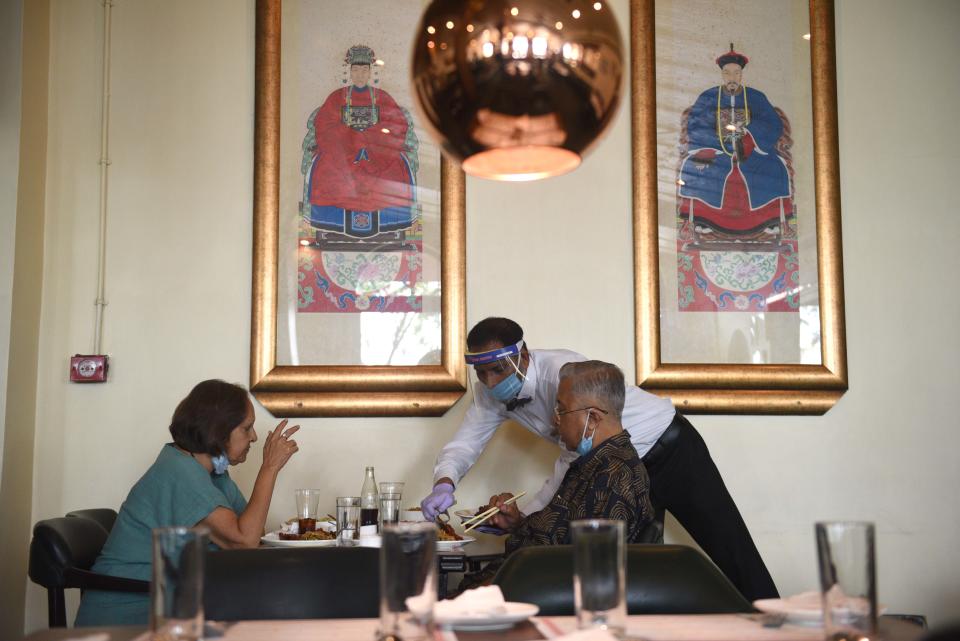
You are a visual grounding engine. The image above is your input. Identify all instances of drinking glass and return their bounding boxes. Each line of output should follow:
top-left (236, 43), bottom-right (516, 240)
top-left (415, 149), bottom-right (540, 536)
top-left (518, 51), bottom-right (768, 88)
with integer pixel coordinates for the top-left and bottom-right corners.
top-left (572, 519), bottom-right (626, 635)
top-left (379, 482), bottom-right (404, 530)
top-left (378, 521), bottom-right (436, 641)
top-left (295, 488), bottom-right (322, 533)
top-left (816, 521), bottom-right (878, 641)
top-left (150, 526), bottom-right (208, 641)
top-left (336, 496), bottom-right (361, 546)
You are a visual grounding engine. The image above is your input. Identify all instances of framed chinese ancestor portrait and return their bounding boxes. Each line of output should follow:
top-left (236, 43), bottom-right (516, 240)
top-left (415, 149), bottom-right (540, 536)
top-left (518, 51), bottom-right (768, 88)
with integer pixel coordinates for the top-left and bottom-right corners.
top-left (251, 0), bottom-right (467, 417)
top-left (633, 0), bottom-right (847, 414)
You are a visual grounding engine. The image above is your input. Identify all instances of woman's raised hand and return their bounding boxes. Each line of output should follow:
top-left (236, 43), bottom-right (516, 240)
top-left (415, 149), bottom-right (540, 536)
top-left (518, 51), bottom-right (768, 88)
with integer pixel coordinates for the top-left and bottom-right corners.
top-left (262, 419), bottom-right (299, 472)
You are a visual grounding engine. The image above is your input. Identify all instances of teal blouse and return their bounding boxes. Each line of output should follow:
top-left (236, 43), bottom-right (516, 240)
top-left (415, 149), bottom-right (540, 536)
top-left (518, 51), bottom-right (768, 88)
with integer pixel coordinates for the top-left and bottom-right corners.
top-left (75, 444), bottom-right (247, 626)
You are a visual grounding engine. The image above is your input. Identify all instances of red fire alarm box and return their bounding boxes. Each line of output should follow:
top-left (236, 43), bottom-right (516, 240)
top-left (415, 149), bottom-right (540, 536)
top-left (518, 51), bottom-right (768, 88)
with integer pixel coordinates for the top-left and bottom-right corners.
top-left (70, 354), bottom-right (109, 383)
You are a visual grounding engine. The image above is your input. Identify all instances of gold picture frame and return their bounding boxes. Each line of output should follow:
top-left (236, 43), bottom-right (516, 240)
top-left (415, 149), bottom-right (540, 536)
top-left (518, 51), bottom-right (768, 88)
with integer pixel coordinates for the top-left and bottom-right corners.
top-left (250, 0), bottom-right (467, 417)
top-left (632, 0), bottom-right (847, 414)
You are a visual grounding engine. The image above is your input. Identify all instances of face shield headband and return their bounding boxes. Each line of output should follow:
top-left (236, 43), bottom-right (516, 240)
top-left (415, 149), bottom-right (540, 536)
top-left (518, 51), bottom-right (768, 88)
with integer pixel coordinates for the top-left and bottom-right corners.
top-left (464, 339), bottom-right (524, 366)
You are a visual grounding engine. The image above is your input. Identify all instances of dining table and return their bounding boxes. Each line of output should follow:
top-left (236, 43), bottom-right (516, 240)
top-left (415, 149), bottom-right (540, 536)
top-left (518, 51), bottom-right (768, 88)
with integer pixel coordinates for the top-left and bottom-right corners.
top-left (19, 614), bottom-right (925, 641)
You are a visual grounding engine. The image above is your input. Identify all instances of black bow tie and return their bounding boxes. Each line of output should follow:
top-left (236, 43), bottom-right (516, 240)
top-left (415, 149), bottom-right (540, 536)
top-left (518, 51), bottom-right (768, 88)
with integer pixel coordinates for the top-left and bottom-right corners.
top-left (506, 396), bottom-right (532, 411)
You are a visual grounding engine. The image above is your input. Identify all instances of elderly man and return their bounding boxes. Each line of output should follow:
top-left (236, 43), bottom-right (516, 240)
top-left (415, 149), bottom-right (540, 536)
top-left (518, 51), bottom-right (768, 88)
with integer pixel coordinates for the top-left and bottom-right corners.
top-left (421, 317), bottom-right (778, 601)
top-left (489, 360), bottom-right (655, 548)
top-left (455, 360), bottom-right (654, 590)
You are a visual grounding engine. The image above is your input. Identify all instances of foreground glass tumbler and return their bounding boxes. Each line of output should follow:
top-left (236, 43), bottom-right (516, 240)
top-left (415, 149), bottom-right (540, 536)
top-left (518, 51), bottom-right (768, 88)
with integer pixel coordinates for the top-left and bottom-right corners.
top-left (337, 496), bottom-right (361, 546)
top-left (816, 521), bottom-right (878, 641)
top-left (378, 521), bottom-right (436, 641)
top-left (295, 488), bottom-right (322, 533)
top-left (151, 526), bottom-right (208, 641)
top-left (572, 519), bottom-right (626, 635)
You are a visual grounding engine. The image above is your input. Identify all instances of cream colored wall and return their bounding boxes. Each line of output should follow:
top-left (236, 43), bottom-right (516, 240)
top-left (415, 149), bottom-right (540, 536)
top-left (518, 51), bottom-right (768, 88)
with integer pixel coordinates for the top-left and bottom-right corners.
top-left (10, 0), bottom-right (959, 633)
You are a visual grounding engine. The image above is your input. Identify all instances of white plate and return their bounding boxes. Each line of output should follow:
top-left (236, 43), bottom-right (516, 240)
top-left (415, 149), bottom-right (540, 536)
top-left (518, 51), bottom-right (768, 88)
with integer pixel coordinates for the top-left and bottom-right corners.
top-left (454, 508), bottom-right (483, 523)
top-left (436, 536), bottom-right (475, 551)
top-left (753, 595), bottom-right (887, 626)
top-left (754, 598), bottom-right (823, 625)
top-left (435, 602), bottom-right (539, 631)
top-left (260, 531), bottom-right (338, 547)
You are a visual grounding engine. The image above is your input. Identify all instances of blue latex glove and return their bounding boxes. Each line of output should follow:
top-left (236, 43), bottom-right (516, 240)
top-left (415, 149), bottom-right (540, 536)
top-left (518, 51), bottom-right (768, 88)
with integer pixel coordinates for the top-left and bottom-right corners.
top-left (420, 482), bottom-right (456, 520)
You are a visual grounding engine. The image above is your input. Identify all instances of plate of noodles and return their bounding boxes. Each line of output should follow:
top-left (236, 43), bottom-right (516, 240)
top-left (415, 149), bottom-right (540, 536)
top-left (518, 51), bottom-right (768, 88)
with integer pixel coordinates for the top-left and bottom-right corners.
top-left (261, 530), bottom-right (338, 547)
top-left (436, 535), bottom-right (475, 551)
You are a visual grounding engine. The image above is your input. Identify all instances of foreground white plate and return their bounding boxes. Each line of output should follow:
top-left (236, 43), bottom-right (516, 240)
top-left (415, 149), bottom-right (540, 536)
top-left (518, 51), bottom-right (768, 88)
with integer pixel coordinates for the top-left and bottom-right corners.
top-left (260, 531), bottom-right (337, 547)
top-left (753, 596), bottom-right (887, 626)
top-left (436, 536), bottom-right (475, 551)
top-left (435, 602), bottom-right (539, 631)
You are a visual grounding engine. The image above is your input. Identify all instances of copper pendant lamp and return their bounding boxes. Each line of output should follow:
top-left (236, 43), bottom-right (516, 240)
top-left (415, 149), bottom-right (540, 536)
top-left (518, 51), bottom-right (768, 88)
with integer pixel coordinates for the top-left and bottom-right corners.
top-left (411, 0), bottom-right (625, 181)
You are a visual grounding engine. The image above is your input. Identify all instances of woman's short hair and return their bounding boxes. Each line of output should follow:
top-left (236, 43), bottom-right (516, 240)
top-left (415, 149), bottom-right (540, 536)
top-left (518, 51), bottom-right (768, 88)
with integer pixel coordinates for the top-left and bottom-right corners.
top-left (169, 379), bottom-right (250, 455)
top-left (467, 317), bottom-right (524, 351)
top-left (558, 361), bottom-right (626, 418)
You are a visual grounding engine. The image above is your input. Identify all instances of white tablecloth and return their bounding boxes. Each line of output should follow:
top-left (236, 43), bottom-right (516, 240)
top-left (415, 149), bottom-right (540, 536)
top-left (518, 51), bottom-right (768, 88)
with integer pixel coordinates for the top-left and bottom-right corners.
top-left (127, 614), bottom-right (824, 641)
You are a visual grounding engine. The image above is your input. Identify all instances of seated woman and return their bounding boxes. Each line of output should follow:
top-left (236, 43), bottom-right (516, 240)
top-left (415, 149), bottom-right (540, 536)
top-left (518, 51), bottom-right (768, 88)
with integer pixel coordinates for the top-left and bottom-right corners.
top-left (75, 379), bottom-right (299, 626)
top-left (460, 360), bottom-right (655, 590)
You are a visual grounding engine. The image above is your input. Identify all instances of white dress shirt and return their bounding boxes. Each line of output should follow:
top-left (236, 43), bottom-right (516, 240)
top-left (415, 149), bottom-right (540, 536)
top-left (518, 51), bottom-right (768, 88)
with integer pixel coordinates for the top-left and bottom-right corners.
top-left (433, 349), bottom-right (677, 512)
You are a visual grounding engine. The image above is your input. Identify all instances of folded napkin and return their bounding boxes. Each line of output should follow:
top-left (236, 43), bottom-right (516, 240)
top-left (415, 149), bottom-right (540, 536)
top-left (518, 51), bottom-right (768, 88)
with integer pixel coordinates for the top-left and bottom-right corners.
top-left (782, 590), bottom-right (822, 610)
top-left (433, 585), bottom-right (508, 618)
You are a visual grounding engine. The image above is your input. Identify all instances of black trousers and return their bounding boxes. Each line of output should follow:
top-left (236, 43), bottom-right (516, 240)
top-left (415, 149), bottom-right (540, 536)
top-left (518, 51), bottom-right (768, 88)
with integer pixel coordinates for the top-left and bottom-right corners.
top-left (643, 412), bottom-right (779, 601)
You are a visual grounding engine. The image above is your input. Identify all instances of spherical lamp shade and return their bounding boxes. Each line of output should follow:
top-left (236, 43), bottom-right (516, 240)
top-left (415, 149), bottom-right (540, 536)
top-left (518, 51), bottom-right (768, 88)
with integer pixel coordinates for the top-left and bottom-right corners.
top-left (411, 0), bottom-right (624, 181)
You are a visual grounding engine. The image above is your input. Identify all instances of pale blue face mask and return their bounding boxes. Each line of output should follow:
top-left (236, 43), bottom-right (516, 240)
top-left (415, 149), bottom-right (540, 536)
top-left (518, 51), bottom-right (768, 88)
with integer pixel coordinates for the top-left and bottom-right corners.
top-left (491, 370), bottom-right (524, 403)
top-left (575, 411), bottom-right (594, 456)
top-left (211, 452), bottom-right (229, 475)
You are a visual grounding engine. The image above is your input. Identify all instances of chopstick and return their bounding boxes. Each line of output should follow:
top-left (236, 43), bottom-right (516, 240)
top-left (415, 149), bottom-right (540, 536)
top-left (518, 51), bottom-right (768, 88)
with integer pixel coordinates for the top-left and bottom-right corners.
top-left (462, 492), bottom-right (526, 533)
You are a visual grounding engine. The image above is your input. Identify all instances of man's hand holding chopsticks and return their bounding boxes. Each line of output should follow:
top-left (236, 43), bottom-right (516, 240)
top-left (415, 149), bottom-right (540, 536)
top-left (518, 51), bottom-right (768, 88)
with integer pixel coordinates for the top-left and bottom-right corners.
top-left (487, 492), bottom-right (522, 530)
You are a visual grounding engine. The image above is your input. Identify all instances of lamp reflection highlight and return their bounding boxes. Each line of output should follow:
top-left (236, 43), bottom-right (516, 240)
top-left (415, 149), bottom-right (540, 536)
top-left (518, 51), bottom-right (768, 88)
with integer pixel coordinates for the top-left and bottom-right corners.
top-left (411, 0), bottom-right (624, 181)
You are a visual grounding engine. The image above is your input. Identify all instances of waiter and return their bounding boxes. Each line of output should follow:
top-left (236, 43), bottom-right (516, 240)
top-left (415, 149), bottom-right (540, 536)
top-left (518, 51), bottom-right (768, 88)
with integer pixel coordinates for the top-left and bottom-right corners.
top-left (420, 317), bottom-right (778, 601)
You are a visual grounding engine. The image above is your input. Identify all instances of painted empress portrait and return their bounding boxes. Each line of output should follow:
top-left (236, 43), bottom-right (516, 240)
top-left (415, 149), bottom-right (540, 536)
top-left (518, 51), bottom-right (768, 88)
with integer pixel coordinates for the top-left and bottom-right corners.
top-left (298, 44), bottom-right (423, 314)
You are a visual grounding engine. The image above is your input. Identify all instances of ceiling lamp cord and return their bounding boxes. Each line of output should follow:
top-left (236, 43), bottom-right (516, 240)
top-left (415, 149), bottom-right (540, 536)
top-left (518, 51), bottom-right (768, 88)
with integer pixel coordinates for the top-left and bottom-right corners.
top-left (93, 0), bottom-right (113, 355)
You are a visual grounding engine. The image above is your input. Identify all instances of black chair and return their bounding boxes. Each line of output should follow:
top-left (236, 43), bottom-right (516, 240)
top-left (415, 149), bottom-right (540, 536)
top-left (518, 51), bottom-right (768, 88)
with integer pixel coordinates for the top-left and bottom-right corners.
top-left (493, 544), bottom-right (754, 616)
top-left (66, 508), bottom-right (118, 534)
top-left (204, 546), bottom-right (380, 620)
top-left (28, 517), bottom-right (149, 627)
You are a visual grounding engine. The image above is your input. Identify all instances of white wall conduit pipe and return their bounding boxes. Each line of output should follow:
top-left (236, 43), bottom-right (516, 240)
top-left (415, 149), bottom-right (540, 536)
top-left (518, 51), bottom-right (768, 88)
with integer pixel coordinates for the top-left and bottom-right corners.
top-left (93, 0), bottom-right (113, 355)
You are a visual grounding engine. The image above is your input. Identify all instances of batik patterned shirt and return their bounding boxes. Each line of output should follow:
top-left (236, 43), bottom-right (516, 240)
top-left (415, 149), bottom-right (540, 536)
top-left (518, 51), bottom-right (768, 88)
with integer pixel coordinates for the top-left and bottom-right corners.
top-left (505, 430), bottom-right (655, 554)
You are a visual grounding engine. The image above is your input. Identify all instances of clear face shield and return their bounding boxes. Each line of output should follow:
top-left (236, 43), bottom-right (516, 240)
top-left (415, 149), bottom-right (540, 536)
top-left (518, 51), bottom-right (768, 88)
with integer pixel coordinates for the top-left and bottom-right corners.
top-left (464, 339), bottom-right (527, 410)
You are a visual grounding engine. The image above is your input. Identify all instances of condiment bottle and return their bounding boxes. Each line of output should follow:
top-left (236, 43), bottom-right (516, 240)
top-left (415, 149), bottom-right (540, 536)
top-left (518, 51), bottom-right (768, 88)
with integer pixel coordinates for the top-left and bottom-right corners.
top-left (359, 466), bottom-right (379, 535)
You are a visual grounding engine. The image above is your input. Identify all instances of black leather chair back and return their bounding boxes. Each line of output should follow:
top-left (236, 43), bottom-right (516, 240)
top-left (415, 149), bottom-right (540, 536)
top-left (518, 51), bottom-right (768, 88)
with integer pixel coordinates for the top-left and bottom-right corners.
top-left (66, 508), bottom-right (118, 534)
top-left (493, 544), bottom-right (754, 616)
top-left (204, 546), bottom-right (380, 620)
top-left (29, 517), bottom-right (149, 627)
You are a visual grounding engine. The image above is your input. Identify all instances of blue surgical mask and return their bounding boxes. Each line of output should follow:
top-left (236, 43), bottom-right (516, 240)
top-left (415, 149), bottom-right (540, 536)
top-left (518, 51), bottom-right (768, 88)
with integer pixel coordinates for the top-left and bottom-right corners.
top-left (491, 371), bottom-right (523, 403)
top-left (211, 452), bottom-right (229, 475)
top-left (575, 411), bottom-right (594, 456)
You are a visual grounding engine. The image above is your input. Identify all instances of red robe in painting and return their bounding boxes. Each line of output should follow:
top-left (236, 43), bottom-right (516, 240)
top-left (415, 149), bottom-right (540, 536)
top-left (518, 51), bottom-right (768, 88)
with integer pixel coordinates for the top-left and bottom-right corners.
top-left (308, 84), bottom-right (413, 212)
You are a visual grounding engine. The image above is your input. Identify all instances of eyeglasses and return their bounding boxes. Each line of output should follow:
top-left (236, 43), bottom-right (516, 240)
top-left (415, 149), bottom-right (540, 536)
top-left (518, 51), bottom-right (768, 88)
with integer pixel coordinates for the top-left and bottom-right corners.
top-left (553, 406), bottom-right (609, 418)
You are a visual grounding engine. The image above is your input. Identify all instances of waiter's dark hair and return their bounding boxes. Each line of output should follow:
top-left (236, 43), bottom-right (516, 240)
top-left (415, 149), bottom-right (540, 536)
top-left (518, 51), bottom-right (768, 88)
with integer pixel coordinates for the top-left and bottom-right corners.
top-left (467, 317), bottom-right (524, 350)
top-left (169, 379), bottom-right (250, 455)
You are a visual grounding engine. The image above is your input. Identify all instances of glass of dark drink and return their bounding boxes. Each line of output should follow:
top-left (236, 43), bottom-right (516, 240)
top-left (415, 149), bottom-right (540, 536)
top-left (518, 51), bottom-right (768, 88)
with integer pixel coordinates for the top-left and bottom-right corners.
top-left (295, 488), bottom-right (321, 534)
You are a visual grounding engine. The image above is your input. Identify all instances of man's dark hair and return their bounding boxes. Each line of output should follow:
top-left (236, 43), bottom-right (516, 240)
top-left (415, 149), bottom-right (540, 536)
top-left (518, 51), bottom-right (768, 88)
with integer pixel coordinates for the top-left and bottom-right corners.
top-left (169, 380), bottom-right (250, 455)
top-left (467, 317), bottom-right (524, 351)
